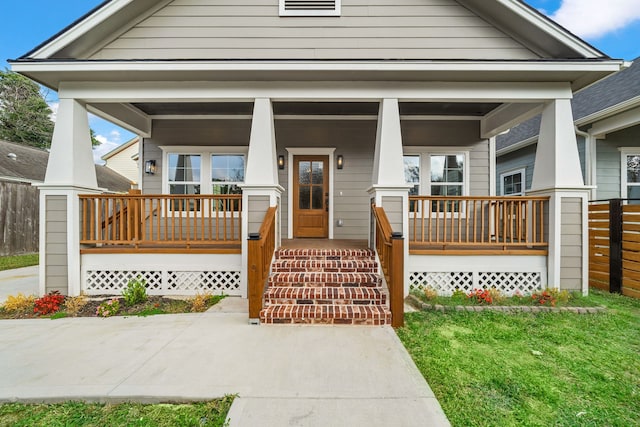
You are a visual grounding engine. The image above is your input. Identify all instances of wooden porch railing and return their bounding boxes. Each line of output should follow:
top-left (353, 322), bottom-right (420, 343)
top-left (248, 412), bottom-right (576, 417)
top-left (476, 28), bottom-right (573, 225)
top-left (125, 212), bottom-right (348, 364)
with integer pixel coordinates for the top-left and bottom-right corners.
top-left (248, 206), bottom-right (278, 320)
top-left (409, 196), bottom-right (549, 253)
top-left (372, 204), bottom-right (404, 328)
top-left (79, 193), bottom-right (242, 251)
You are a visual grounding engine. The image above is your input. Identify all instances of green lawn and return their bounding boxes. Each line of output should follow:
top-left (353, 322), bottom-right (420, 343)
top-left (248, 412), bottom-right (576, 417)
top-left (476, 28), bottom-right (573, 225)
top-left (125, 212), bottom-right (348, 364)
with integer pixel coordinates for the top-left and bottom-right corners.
top-left (0, 397), bottom-right (234, 427)
top-left (0, 254), bottom-right (38, 272)
top-left (397, 289), bottom-right (640, 427)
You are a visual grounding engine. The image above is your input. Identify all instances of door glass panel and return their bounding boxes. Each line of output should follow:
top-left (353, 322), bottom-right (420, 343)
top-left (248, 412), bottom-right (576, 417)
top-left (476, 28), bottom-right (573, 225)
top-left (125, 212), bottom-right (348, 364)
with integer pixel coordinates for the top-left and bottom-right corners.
top-left (299, 161), bottom-right (311, 185)
top-left (299, 186), bottom-right (311, 209)
top-left (311, 161), bottom-right (324, 184)
top-left (312, 186), bottom-right (323, 209)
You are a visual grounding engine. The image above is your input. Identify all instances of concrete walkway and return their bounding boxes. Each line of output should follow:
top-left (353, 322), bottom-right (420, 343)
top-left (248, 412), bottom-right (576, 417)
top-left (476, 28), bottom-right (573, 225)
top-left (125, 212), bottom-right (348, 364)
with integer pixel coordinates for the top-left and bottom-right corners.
top-left (0, 298), bottom-right (450, 426)
top-left (0, 265), bottom-right (38, 304)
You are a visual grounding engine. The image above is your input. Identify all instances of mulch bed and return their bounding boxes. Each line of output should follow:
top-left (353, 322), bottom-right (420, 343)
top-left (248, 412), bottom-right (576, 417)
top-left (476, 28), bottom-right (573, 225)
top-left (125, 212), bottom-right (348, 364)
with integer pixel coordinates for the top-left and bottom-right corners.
top-left (0, 296), bottom-right (199, 319)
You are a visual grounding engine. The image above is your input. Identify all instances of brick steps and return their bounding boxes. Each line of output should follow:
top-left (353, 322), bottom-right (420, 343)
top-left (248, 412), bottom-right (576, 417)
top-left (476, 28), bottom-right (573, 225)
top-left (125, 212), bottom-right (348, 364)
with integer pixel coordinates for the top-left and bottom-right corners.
top-left (260, 304), bottom-right (391, 325)
top-left (264, 287), bottom-right (387, 306)
top-left (260, 248), bottom-right (391, 326)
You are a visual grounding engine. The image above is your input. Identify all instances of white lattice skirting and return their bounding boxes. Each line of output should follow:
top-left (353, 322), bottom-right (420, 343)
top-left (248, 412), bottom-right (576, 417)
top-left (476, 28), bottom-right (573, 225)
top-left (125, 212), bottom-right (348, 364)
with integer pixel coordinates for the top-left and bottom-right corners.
top-left (81, 254), bottom-right (242, 296)
top-left (408, 255), bottom-right (547, 296)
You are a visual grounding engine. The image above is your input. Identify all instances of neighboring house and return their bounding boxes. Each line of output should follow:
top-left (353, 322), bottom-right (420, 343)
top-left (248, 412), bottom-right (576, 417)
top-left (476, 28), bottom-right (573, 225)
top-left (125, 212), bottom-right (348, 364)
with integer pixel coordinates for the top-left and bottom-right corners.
top-left (10, 0), bottom-right (623, 324)
top-left (0, 140), bottom-right (132, 255)
top-left (497, 57), bottom-right (640, 201)
top-left (101, 137), bottom-right (140, 185)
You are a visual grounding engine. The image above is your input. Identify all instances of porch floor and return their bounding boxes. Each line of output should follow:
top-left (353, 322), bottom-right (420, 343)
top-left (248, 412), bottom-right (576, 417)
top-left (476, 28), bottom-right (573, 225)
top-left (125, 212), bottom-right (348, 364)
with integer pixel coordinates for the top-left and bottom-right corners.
top-left (280, 239), bottom-right (369, 250)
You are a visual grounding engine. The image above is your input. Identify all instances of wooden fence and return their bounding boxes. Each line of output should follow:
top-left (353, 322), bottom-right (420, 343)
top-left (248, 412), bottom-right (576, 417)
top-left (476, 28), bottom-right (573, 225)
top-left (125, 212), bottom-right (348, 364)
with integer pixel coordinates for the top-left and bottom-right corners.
top-left (0, 180), bottom-right (39, 256)
top-left (588, 199), bottom-right (640, 299)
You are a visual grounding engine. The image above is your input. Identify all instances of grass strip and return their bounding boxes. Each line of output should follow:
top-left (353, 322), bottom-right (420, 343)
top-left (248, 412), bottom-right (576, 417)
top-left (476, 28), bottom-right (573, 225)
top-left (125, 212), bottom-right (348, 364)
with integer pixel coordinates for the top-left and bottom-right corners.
top-left (0, 396), bottom-right (234, 427)
top-left (397, 290), bottom-right (640, 427)
top-left (0, 254), bottom-right (38, 272)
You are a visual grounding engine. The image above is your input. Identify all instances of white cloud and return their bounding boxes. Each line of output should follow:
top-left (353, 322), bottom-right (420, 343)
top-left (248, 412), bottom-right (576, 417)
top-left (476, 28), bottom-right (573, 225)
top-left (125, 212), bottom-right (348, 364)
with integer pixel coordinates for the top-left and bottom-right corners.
top-left (550, 0), bottom-right (640, 39)
top-left (48, 102), bottom-right (59, 122)
top-left (92, 134), bottom-right (121, 164)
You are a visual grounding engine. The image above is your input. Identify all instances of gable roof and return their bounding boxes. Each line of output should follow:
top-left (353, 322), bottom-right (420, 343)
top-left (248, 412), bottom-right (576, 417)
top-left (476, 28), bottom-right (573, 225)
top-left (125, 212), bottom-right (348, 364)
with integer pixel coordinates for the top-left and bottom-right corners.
top-left (100, 136), bottom-right (139, 161)
top-left (19, 0), bottom-right (604, 61)
top-left (0, 140), bottom-right (132, 192)
top-left (497, 58), bottom-right (640, 152)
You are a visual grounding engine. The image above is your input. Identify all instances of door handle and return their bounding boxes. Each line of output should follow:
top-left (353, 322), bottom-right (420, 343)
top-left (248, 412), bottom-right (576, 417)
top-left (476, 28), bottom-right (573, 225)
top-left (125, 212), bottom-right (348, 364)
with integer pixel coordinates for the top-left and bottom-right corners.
top-left (325, 193), bottom-right (329, 212)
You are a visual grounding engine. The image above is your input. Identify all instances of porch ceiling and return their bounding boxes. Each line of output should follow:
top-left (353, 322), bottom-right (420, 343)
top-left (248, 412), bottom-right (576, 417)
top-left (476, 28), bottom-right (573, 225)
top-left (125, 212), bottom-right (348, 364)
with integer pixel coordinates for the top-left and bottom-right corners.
top-left (120, 101), bottom-right (503, 118)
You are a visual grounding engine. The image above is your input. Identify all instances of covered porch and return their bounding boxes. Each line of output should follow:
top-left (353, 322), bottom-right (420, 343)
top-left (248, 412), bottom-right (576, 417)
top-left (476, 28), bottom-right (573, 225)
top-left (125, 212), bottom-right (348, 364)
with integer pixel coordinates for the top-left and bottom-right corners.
top-left (20, 73), bottom-right (605, 304)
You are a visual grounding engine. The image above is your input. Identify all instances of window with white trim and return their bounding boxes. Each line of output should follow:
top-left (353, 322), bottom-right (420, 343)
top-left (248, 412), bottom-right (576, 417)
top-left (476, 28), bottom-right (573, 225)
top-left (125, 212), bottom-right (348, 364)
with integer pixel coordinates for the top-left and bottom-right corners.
top-left (404, 149), bottom-right (469, 213)
top-left (279, 0), bottom-right (341, 16)
top-left (161, 147), bottom-right (247, 213)
top-left (500, 169), bottom-right (525, 196)
top-left (623, 152), bottom-right (640, 199)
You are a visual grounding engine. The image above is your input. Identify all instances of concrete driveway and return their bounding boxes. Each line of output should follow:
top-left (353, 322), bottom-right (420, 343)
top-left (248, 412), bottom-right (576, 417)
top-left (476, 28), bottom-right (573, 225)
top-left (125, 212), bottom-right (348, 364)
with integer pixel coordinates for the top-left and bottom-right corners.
top-left (0, 265), bottom-right (38, 304)
top-left (0, 298), bottom-right (450, 426)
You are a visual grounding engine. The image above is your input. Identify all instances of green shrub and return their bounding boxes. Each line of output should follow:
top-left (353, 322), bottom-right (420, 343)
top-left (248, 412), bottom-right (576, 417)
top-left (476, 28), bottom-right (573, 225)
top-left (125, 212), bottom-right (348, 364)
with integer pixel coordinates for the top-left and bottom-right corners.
top-left (122, 277), bottom-right (148, 306)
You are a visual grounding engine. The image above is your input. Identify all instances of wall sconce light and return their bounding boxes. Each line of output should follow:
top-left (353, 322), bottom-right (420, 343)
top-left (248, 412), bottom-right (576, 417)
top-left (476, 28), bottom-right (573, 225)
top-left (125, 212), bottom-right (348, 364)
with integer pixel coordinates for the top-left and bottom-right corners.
top-left (336, 155), bottom-right (344, 169)
top-left (145, 159), bottom-right (156, 175)
top-left (278, 155), bottom-right (285, 170)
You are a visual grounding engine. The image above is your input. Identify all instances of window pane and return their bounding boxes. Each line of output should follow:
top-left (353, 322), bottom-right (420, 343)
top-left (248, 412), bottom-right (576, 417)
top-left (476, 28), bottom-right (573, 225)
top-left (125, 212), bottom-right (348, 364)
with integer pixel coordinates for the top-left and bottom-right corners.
top-left (311, 161), bottom-right (324, 184)
top-left (169, 184), bottom-right (200, 195)
top-left (433, 154), bottom-right (463, 183)
top-left (168, 154), bottom-right (200, 182)
top-left (212, 184), bottom-right (242, 195)
top-left (299, 186), bottom-right (310, 209)
top-left (431, 185), bottom-right (462, 197)
top-left (312, 186), bottom-right (323, 209)
top-left (628, 185), bottom-right (640, 200)
top-left (299, 161), bottom-right (311, 185)
top-left (404, 156), bottom-right (420, 184)
top-left (211, 155), bottom-right (245, 183)
top-left (627, 155), bottom-right (640, 183)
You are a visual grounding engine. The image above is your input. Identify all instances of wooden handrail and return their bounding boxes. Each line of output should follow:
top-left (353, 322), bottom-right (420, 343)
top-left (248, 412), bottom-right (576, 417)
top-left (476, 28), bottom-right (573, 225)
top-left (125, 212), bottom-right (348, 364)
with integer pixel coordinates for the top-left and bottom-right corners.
top-left (372, 204), bottom-right (404, 328)
top-left (80, 193), bottom-right (242, 248)
top-left (248, 206), bottom-right (278, 320)
top-left (409, 195), bottom-right (549, 250)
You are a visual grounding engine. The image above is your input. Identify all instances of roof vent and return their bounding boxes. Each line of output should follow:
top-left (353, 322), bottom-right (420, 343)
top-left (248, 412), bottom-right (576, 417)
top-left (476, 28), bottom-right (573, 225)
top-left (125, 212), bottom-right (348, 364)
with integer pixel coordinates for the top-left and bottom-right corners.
top-left (7, 153), bottom-right (17, 160)
top-left (280, 0), bottom-right (340, 16)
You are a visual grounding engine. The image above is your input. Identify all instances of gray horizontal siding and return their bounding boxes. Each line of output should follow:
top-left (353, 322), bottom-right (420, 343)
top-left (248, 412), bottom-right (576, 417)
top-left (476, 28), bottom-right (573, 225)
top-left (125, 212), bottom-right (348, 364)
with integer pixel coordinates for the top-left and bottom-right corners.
top-left (45, 195), bottom-right (68, 295)
top-left (595, 125), bottom-right (640, 200)
top-left (560, 197), bottom-right (583, 291)
top-left (90, 0), bottom-right (537, 60)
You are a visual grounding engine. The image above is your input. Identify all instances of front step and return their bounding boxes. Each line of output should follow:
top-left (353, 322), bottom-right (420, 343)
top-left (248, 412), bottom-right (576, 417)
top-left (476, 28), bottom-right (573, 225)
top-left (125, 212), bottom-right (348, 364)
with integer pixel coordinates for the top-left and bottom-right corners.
top-left (260, 248), bottom-right (391, 326)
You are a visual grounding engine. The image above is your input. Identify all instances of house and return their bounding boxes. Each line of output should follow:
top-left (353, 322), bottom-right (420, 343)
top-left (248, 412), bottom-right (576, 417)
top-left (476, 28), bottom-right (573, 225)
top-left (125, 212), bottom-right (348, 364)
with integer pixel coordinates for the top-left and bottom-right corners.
top-left (0, 139), bottom-right (132, 255)
top-left (497, 57), bottom-right (640, 201)
top-left (101, 136), bottom-right (140, 185)
top-left (10, 0), bottom-right (623, 325)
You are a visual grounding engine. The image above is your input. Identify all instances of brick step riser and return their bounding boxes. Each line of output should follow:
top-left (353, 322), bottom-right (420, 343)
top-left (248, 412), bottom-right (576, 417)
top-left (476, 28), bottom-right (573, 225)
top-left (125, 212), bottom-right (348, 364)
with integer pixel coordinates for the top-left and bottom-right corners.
top-left (265, 298), bottom-right (387, 306)
top-left (275, 250), bottom-right (374, 258)
top-left (272, 263), bottom-right (378, 273)
top-left (267, 282), bottom-right (381, 289)
top-left (261, 318), bottom-right (389, 325)
top-left (260, 305), bottom-right (391, 324)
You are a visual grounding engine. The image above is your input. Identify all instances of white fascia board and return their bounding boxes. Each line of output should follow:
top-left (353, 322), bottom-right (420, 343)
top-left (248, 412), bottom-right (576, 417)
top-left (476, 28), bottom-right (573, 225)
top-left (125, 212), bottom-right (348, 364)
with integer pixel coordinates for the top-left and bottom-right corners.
top-left (464, 0), bottom-right (604, 58)
top-left (575, 96), bottom-right (640, 128)
top-left (29, 0), bottom-right (134, 59)
top-left (11, 59), bottom-right (623, 74)
top-left (590, 105), bottom-right (640, 138)
top-left (496, 136), bottom-right (538, 157)
top-left (57, 81), bottom-right (575, 103)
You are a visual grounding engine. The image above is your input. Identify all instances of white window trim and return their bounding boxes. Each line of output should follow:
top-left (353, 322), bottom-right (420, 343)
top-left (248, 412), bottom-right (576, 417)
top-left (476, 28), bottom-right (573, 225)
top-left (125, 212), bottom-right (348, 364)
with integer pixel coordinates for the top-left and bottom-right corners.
top-left (500, 168), bottom-right (526, 196)
top-left (403, 147), bottom-right (471, 217)
top-left (620, 148), bottom-right (640, 199)
top-left (159, 146), bottom-right (248, 216)
top-left (279, 0), bottom-right (341, 16)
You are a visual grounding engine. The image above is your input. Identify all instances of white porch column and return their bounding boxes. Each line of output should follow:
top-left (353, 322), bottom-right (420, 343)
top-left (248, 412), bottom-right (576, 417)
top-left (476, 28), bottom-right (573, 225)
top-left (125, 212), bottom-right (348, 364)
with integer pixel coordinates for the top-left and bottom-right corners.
top-left (529, 99), bottom-right (590, 294)
top-left (240, 98), bottom-right (283, 298)
top-left (368, 98), bottom-right (412, 296)
top-left (39, 98), bottom-right (100, 297)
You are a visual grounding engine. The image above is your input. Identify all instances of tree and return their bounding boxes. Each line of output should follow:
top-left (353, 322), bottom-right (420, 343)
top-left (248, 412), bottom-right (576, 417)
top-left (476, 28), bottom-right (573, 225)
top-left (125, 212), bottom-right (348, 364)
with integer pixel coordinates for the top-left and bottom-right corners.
top-left (0, 70), bottom-right (102, 149)
top-left (0, 70), bottom-right (54, 148)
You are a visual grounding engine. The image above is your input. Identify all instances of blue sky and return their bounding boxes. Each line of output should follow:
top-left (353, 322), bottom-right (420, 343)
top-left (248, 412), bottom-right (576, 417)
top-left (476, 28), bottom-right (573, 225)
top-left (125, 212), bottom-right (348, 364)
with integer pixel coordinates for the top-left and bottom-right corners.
top-left (2, 0), bottom-right (640, 162)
